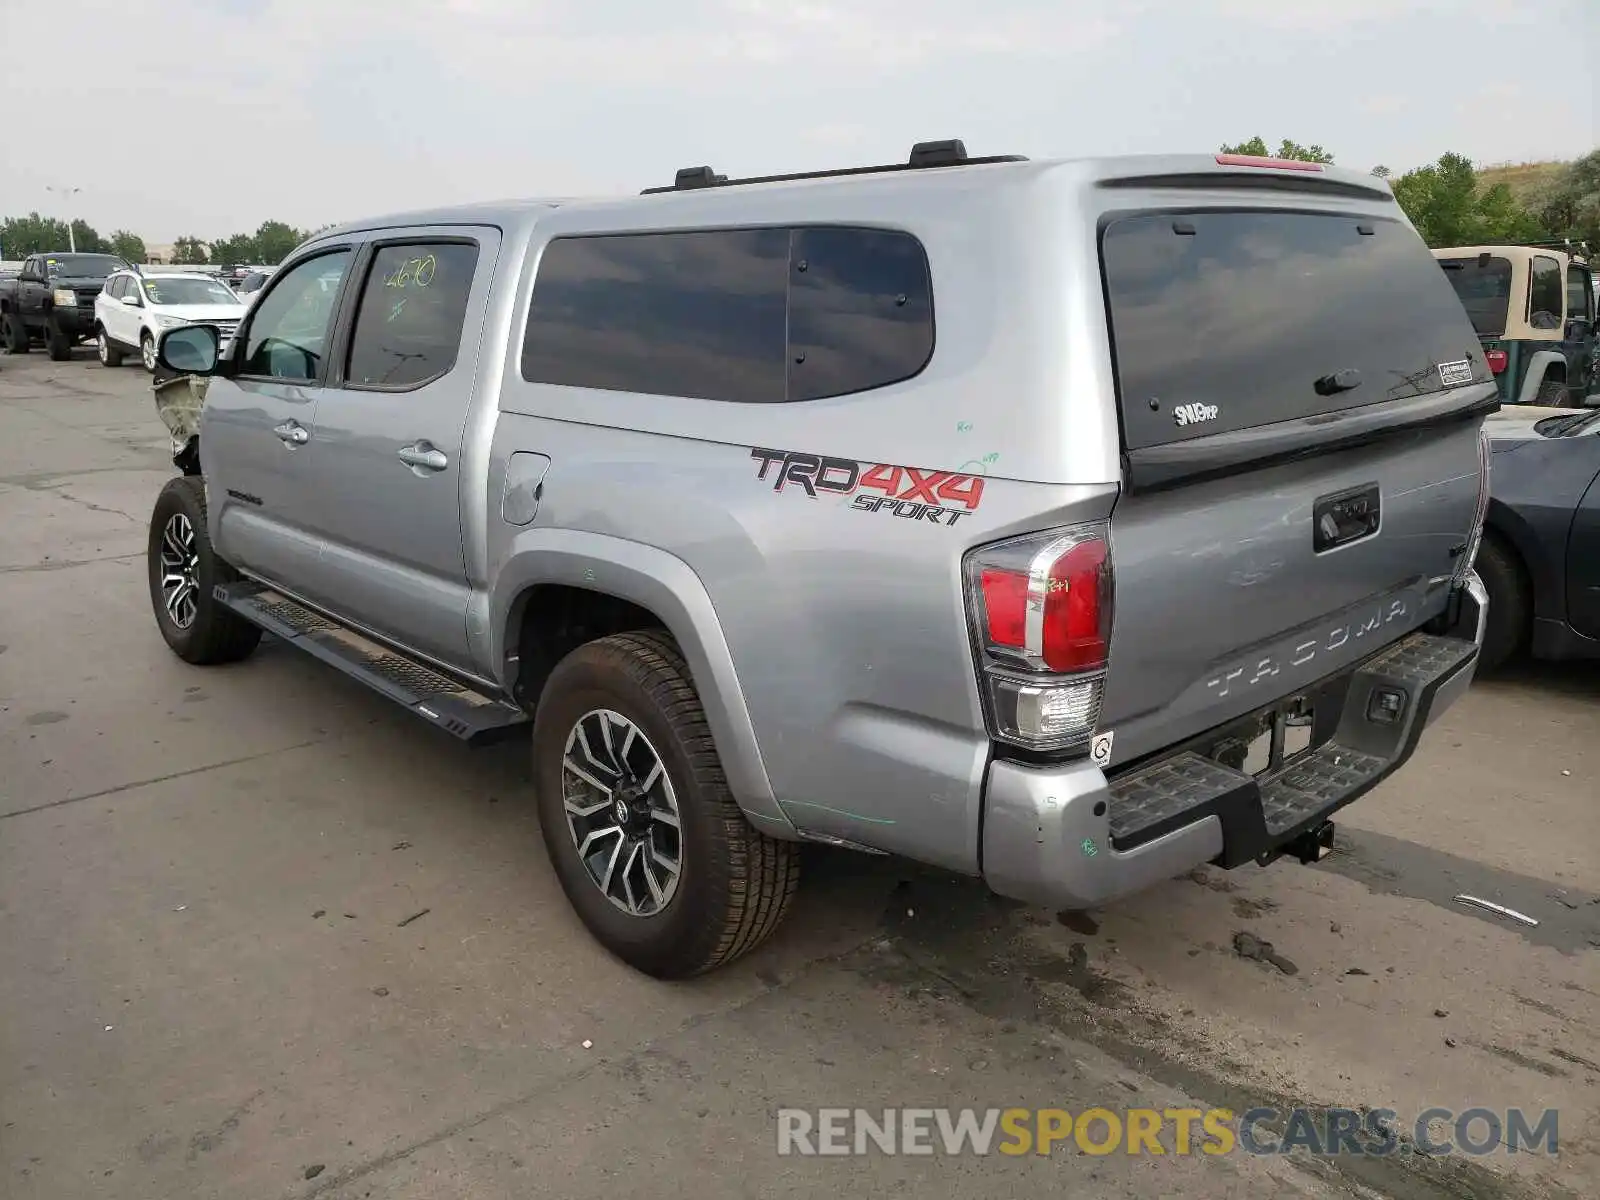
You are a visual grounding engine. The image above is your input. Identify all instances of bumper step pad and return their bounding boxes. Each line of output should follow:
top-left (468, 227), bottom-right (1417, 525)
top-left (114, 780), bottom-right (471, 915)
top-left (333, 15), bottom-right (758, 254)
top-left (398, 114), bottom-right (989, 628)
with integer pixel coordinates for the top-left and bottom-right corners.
top-left (1107, 630), bottom-right (1478, 868)
top-left (214, 582), bottom-right (529, 746)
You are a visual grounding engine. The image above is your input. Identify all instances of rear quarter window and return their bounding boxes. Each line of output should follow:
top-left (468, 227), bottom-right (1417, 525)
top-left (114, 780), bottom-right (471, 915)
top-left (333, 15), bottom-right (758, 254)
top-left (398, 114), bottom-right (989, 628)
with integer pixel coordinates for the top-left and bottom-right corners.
top-left (521, 229), bottom-right (790, 403)
top-left (1101, 211), bottom-right (1487, 451)
top-left (1438, 255), bottom-right (1512, 337)
top-left (521, 226), bottom-right (934, 403)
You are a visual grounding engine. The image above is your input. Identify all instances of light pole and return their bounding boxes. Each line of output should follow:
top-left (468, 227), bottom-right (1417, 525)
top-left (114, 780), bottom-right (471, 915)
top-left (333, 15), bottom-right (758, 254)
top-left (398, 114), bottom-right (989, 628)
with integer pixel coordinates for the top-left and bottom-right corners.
top-left (46, 186), bottom-right (83, 252)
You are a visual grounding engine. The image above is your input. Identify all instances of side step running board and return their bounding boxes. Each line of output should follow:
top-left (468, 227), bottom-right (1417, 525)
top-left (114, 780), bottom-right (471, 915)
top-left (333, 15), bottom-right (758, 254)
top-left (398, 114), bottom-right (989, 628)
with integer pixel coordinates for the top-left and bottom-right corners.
top-left (214, 582), bottom-right (529, 746)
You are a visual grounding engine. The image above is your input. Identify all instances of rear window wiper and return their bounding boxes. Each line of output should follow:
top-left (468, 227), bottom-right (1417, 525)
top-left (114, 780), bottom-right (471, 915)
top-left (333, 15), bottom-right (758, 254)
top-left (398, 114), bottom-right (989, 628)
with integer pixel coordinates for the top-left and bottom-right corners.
top-left (1314, 368), bottom-right (1362, 396)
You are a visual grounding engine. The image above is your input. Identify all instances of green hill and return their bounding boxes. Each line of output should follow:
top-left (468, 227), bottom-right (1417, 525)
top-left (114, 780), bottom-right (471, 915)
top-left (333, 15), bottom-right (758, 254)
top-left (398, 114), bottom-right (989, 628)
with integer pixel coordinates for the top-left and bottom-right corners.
top-left (1475, 160), bottom-right (1568, 204)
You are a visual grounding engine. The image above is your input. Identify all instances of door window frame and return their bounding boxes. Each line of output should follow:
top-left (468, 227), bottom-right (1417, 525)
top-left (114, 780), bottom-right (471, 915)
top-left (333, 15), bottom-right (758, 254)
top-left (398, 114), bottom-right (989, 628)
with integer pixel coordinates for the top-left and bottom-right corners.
top-left (1527, 254), bottom-right (1564, 327)
top-left (233, 244), bottom-right (360, 387)
top-left (338, 235), bottom-right (484, 395)
top-left (1566, 263), bottom-right (1595, 324)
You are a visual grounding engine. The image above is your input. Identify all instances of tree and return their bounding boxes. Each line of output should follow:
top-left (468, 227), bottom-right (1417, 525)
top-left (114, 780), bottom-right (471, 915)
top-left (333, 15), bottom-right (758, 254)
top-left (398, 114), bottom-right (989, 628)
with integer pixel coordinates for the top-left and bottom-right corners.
top-left (171, 236), bottom-right (210, 265)
top-left (1220, 136), bottom-right (1335, 164)
top-left (209, 233), bottom-right (258, 265)
top-left (69, 219), bottom-right (109, 253)
top-left (1371, 165), bottom-right (1392, 179)
top-left (109, 230), bottom-right (147, 262)
top-left (1530, 150), bottom-right (1600, 251)
top-left (251, 220), bottom-right (306, 264)
top-left (0, 212), bottom-right (72, 256)
top-left (1389, 152), bottom-right (1544, 247)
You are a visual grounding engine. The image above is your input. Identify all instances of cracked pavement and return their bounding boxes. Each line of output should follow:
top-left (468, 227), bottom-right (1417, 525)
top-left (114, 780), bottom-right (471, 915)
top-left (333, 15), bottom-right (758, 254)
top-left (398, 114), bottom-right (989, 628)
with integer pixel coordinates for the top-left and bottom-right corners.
top-left (1, 350), bottom-right (1596, 1200)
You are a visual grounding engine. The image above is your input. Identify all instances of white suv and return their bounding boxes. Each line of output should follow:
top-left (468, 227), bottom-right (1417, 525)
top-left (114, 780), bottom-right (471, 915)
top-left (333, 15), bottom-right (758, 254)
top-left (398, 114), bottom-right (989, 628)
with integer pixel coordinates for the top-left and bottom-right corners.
top-left (95, 271), bottom-right (246, 371)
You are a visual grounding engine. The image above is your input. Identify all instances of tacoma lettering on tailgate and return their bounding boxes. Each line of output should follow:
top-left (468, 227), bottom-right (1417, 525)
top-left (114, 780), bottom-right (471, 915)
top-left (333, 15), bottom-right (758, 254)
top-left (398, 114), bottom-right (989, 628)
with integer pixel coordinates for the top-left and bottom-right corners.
top-left (1204, 594), bottom-right (1412, 700)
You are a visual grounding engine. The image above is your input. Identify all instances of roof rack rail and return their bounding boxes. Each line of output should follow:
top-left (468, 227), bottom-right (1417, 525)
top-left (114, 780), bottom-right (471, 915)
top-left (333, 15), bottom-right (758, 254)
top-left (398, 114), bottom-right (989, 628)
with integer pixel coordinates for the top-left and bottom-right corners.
top-left (642, 139), bottom-right (1027, 194)
top-left (1520, 236), bottom-right (1591, 256)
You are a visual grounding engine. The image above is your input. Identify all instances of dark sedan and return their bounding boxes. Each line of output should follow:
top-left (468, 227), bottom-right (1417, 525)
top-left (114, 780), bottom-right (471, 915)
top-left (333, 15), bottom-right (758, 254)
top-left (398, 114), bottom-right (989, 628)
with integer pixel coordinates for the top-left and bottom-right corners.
top-left (1477, 405), bottom-right (1600, 667)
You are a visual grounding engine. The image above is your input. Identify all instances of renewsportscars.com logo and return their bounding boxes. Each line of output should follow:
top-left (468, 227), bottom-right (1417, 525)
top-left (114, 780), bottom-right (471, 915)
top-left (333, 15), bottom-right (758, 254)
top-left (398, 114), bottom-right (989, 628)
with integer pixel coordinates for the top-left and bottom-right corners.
top-left (775, 1106), bottom-right (1560, 1158)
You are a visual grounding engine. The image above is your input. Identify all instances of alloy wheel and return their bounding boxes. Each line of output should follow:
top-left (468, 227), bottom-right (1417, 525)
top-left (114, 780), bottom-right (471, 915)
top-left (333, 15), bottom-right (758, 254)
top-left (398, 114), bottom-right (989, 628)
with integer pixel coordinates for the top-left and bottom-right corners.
top-left (158, 513), bottom-right (201, 630)
top-left (142, 336), bottom-right (156, 371)
top-left (561, 708), bottom-right (683, 917)
top-left (98, 331), bottom-right (109, 364)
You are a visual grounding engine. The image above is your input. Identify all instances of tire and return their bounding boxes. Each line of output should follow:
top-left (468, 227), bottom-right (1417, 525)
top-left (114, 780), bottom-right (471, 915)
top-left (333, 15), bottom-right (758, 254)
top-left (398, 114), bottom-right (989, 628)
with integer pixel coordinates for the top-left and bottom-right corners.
top-left (140, 331), bottom-right (157, 373)
top-left (46, 317), bottom-right (73, 361)
top-left (1534, 376), bottom-right (1568, 406)
top-left (96, 326), bottom-right (124, 367)
top-left (147, 476), bottom-right (262, 666)
top-left (2, 312), bottom-right (29, 354)
top-left (1474, 534), bottom-right (1529, 672)
top-left (532, 630), bottom-right (800, 978)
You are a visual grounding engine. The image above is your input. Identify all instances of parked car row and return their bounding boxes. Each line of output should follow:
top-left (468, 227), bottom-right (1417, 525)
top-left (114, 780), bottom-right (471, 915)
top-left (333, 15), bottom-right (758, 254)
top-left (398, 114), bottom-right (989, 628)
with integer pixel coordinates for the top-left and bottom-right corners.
top-left (0, 252), bottom-right (251, 371)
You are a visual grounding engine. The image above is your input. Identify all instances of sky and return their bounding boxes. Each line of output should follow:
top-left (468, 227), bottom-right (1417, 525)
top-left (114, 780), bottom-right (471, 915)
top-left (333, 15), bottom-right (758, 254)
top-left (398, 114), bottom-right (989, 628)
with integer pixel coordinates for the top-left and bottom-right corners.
top-left (1, 0), bottom-right (1594, 244)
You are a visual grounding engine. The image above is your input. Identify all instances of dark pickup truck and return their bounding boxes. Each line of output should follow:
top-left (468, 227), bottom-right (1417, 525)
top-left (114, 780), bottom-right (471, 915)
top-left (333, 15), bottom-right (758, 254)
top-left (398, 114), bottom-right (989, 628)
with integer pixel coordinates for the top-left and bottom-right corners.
top-left (0, 252), bottom-right (131, 359)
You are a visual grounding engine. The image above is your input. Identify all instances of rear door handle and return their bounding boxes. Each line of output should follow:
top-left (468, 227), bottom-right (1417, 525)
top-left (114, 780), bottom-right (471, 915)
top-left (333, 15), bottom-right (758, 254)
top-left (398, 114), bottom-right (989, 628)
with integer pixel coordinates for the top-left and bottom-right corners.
top-left (273, 420), bottom-right (310, 446)
top-left (398, 441), bottom-right (449, 472)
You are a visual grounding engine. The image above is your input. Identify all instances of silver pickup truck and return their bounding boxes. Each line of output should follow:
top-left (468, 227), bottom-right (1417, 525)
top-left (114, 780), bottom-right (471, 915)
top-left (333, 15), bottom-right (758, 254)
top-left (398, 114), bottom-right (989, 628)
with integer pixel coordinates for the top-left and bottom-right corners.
top-left (146, 142), bottom-right (1491, 978)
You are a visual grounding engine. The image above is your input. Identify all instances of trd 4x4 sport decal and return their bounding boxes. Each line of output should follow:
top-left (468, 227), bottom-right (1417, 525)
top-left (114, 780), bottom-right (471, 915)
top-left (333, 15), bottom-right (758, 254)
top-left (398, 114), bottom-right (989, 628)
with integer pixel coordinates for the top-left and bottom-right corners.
top-left (750, 447), bottom-right (985, 527)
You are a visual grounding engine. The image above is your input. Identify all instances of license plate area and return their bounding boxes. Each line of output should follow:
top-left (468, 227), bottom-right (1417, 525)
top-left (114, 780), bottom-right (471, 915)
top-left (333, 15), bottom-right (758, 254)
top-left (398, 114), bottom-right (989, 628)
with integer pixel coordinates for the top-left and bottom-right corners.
top-left (1207, 695), bottom-right (1316, 778)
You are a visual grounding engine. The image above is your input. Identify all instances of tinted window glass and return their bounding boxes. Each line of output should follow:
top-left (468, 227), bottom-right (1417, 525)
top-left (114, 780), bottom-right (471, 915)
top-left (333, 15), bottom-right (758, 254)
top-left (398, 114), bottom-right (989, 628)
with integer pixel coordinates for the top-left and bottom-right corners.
top-left (522, 229), bottom-right (789, 402)
top-left (141, 277), bottom-right (238, 305)
top-left (241, 250), bottom-right (351, 381)
top-left (1528, 256), bottom-right (1563, 328)
top-left (1438, 255), bottom-right (1512, 337)
top-left (1565, 265), bottom-right (1593, 323)
top-left (46, 254), bottom-right (126, 278)
top-left (788, 227), bottom-right (934, 401)
top-left (105, 276), bottom-right (126, 300)
top-left (346, 243), bottom-right (479, 389)
top-left (1102, 212), bottom-right (1486, 451)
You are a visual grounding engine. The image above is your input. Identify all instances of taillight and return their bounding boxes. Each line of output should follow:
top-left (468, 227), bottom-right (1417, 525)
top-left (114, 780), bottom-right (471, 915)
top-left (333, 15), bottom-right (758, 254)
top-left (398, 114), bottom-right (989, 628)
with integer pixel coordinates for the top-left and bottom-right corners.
top-left (964, 524), bottom-right (1112, 753)
top-left (1214, 153), bottom-right (1325, 173)
top-left (1484, 349), bottom-right (1508, 375)
top-left (1456, 425), bottom-right (1492, 584)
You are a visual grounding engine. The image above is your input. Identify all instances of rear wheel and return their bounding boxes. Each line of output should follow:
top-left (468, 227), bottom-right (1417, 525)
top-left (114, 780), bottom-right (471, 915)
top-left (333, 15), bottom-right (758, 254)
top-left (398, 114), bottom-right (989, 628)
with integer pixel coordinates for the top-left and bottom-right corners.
top-left (141, 331), bottom-right (157, 373)
top-left (1, 312), bottom-right (27, 354)
top-left (96, 327), bottom-right (124, 367)
top-left (532, 631), bottom-right (800, 978)
top-left (1534, 375), bottom-right (1568, 406)
top-left (1475, 534), bottom-right (1529, 671)
top-left (147, 476), bottom-right (262, 665)
top-left (46, 317), bottom-right (73, 361)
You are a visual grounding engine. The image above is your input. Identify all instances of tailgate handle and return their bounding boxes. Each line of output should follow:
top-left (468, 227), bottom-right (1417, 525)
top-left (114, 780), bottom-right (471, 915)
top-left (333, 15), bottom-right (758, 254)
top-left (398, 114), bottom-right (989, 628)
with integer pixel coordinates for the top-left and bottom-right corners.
top-left (1314, 368), bottom-right (1362, 396)
top-left (1313, 483), bottom-right (1380, 553)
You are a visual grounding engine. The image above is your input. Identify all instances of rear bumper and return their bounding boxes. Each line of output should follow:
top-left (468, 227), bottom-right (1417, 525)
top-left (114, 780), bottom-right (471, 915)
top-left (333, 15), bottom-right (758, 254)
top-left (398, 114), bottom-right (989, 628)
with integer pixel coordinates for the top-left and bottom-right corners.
top-left (980, 572), bottom-right (1486, 911)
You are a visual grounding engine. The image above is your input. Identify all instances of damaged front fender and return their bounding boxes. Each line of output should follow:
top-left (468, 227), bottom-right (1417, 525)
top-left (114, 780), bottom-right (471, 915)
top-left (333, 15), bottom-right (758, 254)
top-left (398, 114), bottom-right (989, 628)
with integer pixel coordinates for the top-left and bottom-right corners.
top-left (153, 371), bottom-right (207, 476)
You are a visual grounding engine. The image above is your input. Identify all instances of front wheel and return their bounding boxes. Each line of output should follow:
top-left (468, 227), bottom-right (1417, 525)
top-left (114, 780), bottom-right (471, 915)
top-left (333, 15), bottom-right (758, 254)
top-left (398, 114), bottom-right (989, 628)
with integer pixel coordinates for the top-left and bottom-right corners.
top-left (46, 317), bottom-right (73, 361)
top-left (532, 631), bottom-right (800, 978)
top-left (141, 331), bottom-right (157, 373)
top-left (147, 476), bottom-right (262, 665)
top-left (1474, 535), bottom-right (1529, 671)
top-left (97, 327), bottom-right (124, 367)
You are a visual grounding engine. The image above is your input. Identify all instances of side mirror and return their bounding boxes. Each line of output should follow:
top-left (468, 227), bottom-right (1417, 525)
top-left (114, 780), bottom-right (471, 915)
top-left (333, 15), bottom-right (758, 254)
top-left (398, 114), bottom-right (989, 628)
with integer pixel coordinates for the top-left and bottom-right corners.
top-left (158, 325), bottom-right (221, 376)
top-left (121, 294), bottom-right (141, 306)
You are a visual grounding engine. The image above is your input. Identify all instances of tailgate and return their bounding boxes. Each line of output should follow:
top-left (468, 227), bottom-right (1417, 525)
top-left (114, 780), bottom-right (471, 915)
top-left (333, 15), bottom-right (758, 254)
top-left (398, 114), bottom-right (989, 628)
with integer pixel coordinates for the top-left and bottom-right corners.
top-left (1096, 207), bottom-right (1491, 767)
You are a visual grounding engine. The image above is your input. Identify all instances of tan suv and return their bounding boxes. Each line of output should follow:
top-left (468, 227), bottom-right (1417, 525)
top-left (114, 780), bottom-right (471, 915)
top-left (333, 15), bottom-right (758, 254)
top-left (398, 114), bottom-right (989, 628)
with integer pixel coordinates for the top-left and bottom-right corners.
top-left (1435, 243), bottom-right (1598, 408)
